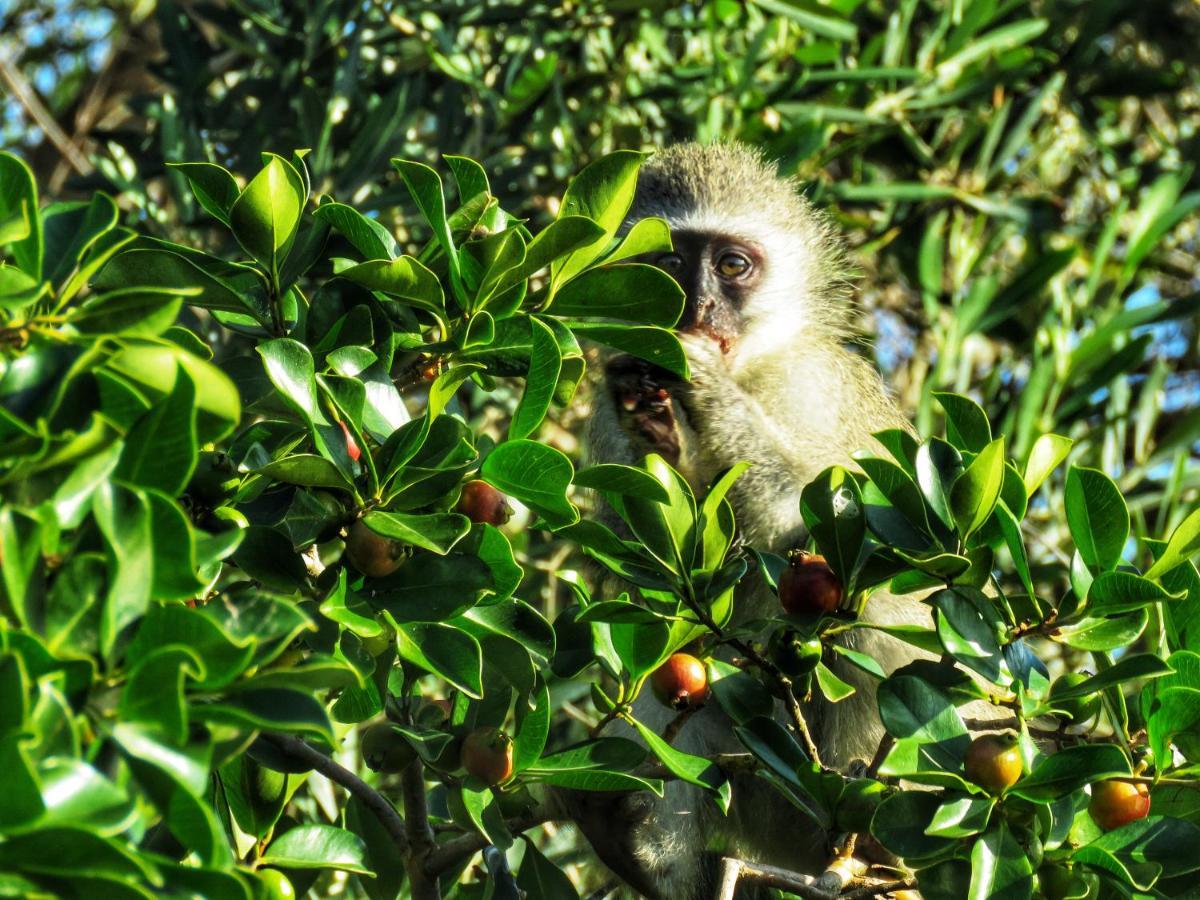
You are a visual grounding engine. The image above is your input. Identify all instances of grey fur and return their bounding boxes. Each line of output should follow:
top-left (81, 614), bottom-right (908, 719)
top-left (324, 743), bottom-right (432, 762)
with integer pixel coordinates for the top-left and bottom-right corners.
top-left (572, 142), bottom-right (932, 899)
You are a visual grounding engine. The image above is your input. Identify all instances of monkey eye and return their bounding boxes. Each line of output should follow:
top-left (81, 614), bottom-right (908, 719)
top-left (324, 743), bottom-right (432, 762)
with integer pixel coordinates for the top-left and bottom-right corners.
top-left (716, 251), bottom-right (752, 279)
top-left (656, 252), bottom-right (685, 276)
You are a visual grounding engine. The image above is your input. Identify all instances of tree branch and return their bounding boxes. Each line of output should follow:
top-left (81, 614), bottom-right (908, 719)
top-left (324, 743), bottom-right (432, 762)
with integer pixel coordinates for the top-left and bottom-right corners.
top-left (715, 857), bottom-right (915, 900)
top-left (0, 52), bottom-right (93, 176)
top-left (260, 733), bottom-right (408, 856)
top-left (424, 807), bottom-right (556, 877)
top-left (402, 758), bottom-right (441, 900)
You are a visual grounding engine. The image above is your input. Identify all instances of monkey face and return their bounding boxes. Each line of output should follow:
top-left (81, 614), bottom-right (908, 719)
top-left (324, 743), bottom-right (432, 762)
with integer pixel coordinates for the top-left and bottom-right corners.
top-left (650, 231), bottom-right (764, 354)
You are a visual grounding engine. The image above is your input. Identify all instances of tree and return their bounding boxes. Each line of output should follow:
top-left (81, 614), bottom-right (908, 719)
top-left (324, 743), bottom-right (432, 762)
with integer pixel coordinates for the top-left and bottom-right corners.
top-left (2, 1), bottom-right (1200, 897)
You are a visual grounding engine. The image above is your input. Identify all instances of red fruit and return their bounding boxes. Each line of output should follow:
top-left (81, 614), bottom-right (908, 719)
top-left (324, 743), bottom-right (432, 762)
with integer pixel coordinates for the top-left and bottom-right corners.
top-left (651, 653), bottom-right (710, 711)
top-left (964, 733), bottom-right (1024, 794)
top-left (345, 519), bottom-right (409, 578)
top-left (340, 421), bottom-right (361, 462)
top-left (456, 480), bottom-right (512, 526)
top-left (778, 553), bottom-right (843, 615)
top-left (461, 727), bottom-right (514, 785)
top-left (1089, 779), bottom-right (1150, 831)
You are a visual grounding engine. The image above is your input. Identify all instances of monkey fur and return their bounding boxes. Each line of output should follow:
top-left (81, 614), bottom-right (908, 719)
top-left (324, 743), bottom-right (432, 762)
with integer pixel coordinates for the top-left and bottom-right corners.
top-left (568, 143), bottom-right (935, 899)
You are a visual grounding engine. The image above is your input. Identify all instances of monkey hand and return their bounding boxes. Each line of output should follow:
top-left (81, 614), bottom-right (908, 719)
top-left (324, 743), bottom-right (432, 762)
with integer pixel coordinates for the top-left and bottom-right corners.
top-left (676, 331), bottom-right (743, 422)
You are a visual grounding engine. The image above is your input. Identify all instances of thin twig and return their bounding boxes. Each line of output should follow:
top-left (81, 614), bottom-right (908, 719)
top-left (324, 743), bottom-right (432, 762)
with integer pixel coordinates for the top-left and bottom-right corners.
top-left (682, 592), bottom-right (825, 767)
top-left (0, 53), bottom-right (93, 176)
top-left (841, 878), bottom-right (918, 899)
top-left (260, 733), bottom-right (408, 855)
top-left (424, 807), bottom-right (556, 877)
top-left (865, 734), bottom-right (894, 779)
top-left (713, 858), bottom-right (833, 900)
top-left (662, 706), bottom-right (698, 745)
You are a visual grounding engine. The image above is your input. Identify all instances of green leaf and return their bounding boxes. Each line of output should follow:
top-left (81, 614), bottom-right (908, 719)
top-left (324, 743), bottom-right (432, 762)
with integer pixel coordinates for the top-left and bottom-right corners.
top-left (393, 159), bottom-right (461, 298)
top-left (371, 554), bottom-right (491, 621)
top-left (231, 525), bottom-right (307, 592)
top-left (1046, 654), bottom-right (1173, 701)
top-left (72, 286), bottom-right (191, 336)
top-left (93, 246), bottom-right (270, 325)
top-left (968, 822), bottom-right (1033, 900)
top-left (1022, 433), bottom-right (1072, 497)
top-left (0, 734), bottom-right (43, 829)
top-left (338, 256), bottom-right (444, 314)
top-left (930, 587), bottom-right (1009, 685)
top-left (219, 754), bottom-right (287, 841)
top-left (916, 438), bottom-right (964, 534)
top-left (118, 645), bottom-right (201, 743)
top-left (394, 620), bottom-right (483, 698)
top-left (551, 150), bottom-right (645, 288)
top-left (114, 364), bottom-right (198, 494)
top-left (566, 322), bottom-right (689, 380)
top-left (0, 151), bottom-right (43, 277)
top-left (749, 0), bottom-right (856, 41)
top-left (1089, 571), bottom-right (1181, 615)
top-left (1087, 816), bottom-right (1200, 879)
top-left (549, 263), bottom-right (684, 327)
top-left (800, 465), bottom-right (866, 588)
top-left (92, 483), bottom-right (153, 661)
top-left (925, 795), bottom-right (995, 838)
top-left (629, 715), bottom-right (727, 801)
top-left (873, 791), bottom-right (961, 862)
top-left (168, 161), bottom-right (239, 225)
top-left (876, 676), bottom-right (970, 773)
top-left (362, 510), bottom-right (470, 555)
top-left (500, 216), bottom-right (605, 289)
top-left (1146, 507), bottom-right (1200, 580)
top-left (573, 463), bottom-right (670, 503)
top-left (481, 440), bottom-right (578, 529)
top-left (262, 824), bottom-right (372, 875)
top-left (1058, 609), bottom-right (1148, 651)
top-left (256, 454), bottom-right (351, 490)
top-left (105, 343), bottom-right (240, 444)
top-left (1009, 744), bottom-right (1131, 801)
top-left (814, 662), bottom-right (856, 702)
top-left (313, 201), bottom-right (397, 260)
top-left (516, 836), bottom-right (579, 900)
top-left (603, 216), bottom-right (673, 264)
top-left (935, 393), bottom-right (992, 453)
top-left (1064, 466), bottom-right (1129, 573)
top-left (950, 437), bottom-right (1005, 540)
top-left (230, 154), bottom-right (305, 274)
top-left (510, 316), bottom-right (562, 440)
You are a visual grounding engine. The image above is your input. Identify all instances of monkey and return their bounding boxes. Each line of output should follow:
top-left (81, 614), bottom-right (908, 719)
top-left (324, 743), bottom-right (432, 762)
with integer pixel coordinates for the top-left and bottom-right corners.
top-left (567, 143), bottom-right (935, 899)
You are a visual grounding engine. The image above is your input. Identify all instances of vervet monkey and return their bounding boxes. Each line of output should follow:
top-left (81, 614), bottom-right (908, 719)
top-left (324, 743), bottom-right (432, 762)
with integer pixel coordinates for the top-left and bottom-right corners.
top-left (572, 143), bottom-right (931, 898)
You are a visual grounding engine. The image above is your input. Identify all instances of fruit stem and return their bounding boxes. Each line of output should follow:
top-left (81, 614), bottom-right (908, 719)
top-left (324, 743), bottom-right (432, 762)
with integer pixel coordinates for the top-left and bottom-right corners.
top-left (678, 588), bottom-right (825, 769)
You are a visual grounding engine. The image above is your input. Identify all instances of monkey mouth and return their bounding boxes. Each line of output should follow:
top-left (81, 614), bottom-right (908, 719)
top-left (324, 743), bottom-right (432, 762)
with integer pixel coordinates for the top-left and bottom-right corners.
top-left (606, 355), bottom-right (686, 465)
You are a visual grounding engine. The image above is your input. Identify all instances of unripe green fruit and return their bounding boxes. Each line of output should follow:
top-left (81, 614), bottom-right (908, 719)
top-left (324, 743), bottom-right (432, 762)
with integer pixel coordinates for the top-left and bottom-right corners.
top-left (650, 653), bottom-right (710, 711)
top-left (361, 723), bottom-right (416, 773)
top-left (461, 727), bottom-right (514, 786)
top-left (768, 629), bottom-right (823, 678)
top-left (1049, 673), bottom-right (1100, 724)
top-left (1088, 779), bottom-right (1150, 831)
top-left (964, 732), bottom-right (1023, 794)
top-left (344, 519), bottom-right (410, 578)
top-left (256, 868), bottom-right (295, 900)
top-left (835, 778), bottom-right (887, 833)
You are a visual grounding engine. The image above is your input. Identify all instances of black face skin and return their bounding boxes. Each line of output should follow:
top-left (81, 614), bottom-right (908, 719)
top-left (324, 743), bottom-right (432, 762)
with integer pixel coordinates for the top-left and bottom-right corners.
top-left (605, 230), bottom-right (761, 464)
top-left (652, 230), bottom-right (763, 351)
